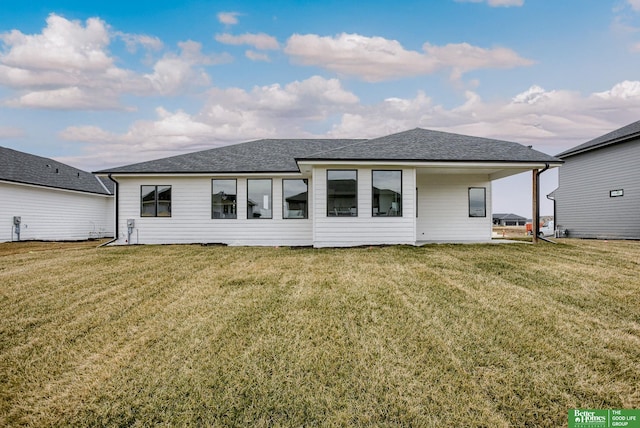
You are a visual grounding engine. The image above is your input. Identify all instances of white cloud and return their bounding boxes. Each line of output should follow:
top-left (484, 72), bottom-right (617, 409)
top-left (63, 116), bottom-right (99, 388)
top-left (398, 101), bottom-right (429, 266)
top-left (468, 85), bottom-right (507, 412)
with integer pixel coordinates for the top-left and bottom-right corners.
top-left (143, 41), bottom-right (227, 95)
top-left (284, 33), bottom-right (532, 82)
top-left (59, 76), bottom-right (360, 168)
top-left (0, 14), bottom-right (222, 108)
top-left (200, 75), bottom-right (358, 123)
top-left (285, 33), bottom-right (434, 82)
top-left (0, 14), bottom-right (112, 71)
top-left (592, 80), bottom-right (640, 99)
top-left (511, 85), bottom-right (549, 104)
top-left (59, 125), bottom-right (115, 143)
top-left (117, 32), bottom-right (164, 53)
top-left (59, 107), bottom-right (218, 169)
top-left (328, 81), bottom-right (640, 154)
top-left (245, 50), bottom-right (271, 62)
top-left (217, 12), bottom-right (241, 25)
top-left (57, 76), bottom-right (640, 171)
top-left (629, 0), bottom-right (640, 11)
top-left (6, 86), bottom-right (121, 110)
top-left (423, 42), bottom-right (534, 81)
top-left (215, 33), bottom-right (279, 50)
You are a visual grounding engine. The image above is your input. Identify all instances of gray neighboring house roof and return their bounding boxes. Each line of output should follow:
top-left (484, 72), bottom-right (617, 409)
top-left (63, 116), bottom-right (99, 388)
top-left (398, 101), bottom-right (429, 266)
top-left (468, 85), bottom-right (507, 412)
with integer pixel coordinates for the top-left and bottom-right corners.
top-left (493, 213), bottom-right (527, 221)
top-left (96, 128), bottom-right (562, 175)
top-left (1, 146), bottom-right (113, 195)
top-left (556, 120), bottom-right (640, 158)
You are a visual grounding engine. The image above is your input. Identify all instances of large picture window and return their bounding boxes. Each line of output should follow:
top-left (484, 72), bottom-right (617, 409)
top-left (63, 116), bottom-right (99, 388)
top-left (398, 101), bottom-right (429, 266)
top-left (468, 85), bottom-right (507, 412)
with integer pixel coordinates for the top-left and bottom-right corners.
top-left (327, 170), bottom-right (357, 216)
top-left (141, 185), bottom-right (171, 217)
top-left (372, 170), bottom-right (402, 217)
top-left (212, 179), bottom-right (237, 219)
top-left (247, 179), bottom-right (272, 219)
top-left (283, 179), bottom-right (308, 219)
top-left (469, 187), bottom-right (486, 217)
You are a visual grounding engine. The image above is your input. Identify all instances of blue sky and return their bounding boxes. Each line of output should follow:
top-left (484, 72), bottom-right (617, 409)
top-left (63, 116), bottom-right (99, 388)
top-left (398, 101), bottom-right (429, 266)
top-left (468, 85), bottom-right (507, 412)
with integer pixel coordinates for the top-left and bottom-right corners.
top-left (1, 0), bottom-right (640, 216)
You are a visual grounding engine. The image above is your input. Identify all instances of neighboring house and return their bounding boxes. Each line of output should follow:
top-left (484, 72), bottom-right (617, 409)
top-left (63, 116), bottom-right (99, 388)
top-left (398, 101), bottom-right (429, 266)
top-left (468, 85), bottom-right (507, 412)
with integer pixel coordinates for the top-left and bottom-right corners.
top-left (492, 213), bottom-right (527, 226)
top-left (1, 146), bottom-right (114, 242)
top-left (554, 120), bottom-right (640, 239)
top-left (96, 128), bottom-right (561, 247)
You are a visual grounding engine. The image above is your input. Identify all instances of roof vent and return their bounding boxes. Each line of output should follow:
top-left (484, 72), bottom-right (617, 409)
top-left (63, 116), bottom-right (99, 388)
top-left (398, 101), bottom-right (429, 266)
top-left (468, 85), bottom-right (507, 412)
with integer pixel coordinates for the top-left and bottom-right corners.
top-left (46, 164), bottom-right (50, 168)
top-left (55, 168), bottom-right (59, 173)
top-left (77, 172), bottom-right (80, 177)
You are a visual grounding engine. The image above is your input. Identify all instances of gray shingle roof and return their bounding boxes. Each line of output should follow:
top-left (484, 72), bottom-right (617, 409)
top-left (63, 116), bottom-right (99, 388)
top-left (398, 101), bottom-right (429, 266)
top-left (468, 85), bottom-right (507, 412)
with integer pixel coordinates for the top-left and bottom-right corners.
top-left (96, 139), bottom-right (362, 174)
top-left (492, 213), bottom-right (527, 221)
top-left (300, 128), bottom-right (562, 163)
top-left (1, 146), bottom-right (113, 195)
top-left (97, 128), bottom-right (561, 175)
top-left (556, 120), bottom-right (640, 158)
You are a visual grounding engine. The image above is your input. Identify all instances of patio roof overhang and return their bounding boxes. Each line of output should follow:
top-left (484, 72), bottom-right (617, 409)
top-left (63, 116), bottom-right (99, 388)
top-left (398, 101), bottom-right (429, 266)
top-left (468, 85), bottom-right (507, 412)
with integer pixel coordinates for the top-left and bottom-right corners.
top-left (295, 159), bottom-right (562, 180)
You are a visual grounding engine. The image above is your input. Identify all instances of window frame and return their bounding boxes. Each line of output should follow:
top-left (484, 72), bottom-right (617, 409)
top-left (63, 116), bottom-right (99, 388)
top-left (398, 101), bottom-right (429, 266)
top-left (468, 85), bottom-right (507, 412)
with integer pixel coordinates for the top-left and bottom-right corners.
top-left (468, 187), bottom-right (486, 218)
top-left (211, 179), bottom-right (237, 219)
top-left (247, 178), bottom-right (273, 219)
top-left (371, 170), bottom-right (403, 217)
top-left (282, 178), bottom-right (309, 219)
top-left (140, 185), bottom-right (172, 218)
top-left (326, 169), bottom-right (358, 217)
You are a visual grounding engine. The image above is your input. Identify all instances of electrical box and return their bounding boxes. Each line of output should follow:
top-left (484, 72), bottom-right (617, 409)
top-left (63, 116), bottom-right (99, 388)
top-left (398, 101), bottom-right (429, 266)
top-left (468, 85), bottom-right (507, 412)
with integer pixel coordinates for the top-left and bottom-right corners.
top-left (13, 216), bottom-right (21, 225)
top-left (127, 219), bottom-right (135, 228)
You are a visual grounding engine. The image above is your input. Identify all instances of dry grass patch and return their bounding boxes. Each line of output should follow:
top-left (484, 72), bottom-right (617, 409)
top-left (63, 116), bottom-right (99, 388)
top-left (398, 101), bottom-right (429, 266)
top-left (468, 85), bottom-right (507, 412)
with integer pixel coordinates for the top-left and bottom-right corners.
top-left (1, 239), bottom-right (639, 426)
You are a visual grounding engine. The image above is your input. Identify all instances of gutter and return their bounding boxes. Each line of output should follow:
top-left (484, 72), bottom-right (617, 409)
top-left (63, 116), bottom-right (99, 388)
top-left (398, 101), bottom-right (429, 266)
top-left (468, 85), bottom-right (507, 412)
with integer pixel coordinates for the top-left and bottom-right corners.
top-left (98, 174), bottom-right (119, 247)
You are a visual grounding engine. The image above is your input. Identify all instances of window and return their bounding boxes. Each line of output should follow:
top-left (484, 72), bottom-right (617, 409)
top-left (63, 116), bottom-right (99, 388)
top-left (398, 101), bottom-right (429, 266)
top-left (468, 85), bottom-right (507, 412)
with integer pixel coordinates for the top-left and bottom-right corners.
top-left (283, 179), bottom-right (308, 219)
top-left (141, 185), bottom-right (171, 217)
top-left (327, 170), bottom-right (357, 216)
top-left (212, 179), bottom-right (237, 219)
top-left (247, 179), bottom-right (272, 219)
top-left (469, 187), bottom-right (486, 217)
top-left (372, 170), bottom-right (402, 217)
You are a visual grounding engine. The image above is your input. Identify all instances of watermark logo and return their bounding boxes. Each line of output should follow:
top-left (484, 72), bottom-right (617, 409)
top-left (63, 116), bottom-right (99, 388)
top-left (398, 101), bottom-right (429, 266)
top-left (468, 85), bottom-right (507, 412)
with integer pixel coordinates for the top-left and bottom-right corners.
top-left (571, 410), bottom-right (607, 427)
top-left (568, 409), bottom-right (640, 428)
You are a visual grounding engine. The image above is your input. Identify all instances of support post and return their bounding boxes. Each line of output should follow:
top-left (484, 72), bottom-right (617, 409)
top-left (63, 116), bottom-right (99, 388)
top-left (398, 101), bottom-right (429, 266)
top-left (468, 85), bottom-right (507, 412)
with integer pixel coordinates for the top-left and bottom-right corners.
top-left (532, 169), bottom-right (539, 244)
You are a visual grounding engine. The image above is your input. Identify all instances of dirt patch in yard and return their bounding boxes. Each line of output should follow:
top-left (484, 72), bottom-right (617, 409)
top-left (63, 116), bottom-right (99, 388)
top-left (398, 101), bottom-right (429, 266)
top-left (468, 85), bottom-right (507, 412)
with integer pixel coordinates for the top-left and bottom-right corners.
top-left (492, 226), bottom-right (528, 238)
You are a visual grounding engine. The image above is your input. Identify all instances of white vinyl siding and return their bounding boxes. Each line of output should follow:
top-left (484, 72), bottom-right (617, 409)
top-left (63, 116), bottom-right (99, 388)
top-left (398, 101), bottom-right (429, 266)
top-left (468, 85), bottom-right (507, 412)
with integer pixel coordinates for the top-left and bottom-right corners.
top-left (114, 176), bottom-right (312, 246)
top-left (416, 173), bottom-right (492, 241)
top-left (313, 167), bottom-right (415, 247)
top-left (556, 141), bottom-right (640, 239)
top-left (111, 168), bottom-right (500, 247)
top-left (0, 181), bottom-right (114, 242)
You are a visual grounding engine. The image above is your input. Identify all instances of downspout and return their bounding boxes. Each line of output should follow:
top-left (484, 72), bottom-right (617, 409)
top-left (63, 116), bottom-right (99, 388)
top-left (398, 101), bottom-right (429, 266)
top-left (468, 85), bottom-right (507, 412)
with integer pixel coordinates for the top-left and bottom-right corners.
top-left (98, 174), bottom-right (119, 247)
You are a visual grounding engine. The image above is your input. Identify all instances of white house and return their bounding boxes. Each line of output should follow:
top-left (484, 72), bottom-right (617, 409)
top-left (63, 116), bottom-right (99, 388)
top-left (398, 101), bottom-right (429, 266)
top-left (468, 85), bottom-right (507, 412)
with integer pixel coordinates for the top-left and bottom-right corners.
top-left (1, 146), bottom-right (114, 242)
top-left (96, 128), bottom-right (562, 247)
top-left (554, 120), bottom-right (640, 239)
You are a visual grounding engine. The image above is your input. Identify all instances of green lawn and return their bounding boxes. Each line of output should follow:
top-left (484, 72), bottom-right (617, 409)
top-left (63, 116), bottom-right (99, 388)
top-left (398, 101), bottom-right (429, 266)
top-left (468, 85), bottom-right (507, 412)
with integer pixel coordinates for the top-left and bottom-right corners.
top-left (1, 239), bottom-right (639, 427)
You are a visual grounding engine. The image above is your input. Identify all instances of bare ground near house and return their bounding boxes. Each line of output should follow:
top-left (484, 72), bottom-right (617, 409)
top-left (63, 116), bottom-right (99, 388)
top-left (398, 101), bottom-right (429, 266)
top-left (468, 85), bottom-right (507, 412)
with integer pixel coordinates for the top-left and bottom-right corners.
top-left (493, 225), bottom-right (528, 237)
top-left (1, 239), bottom-right (639, 427)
